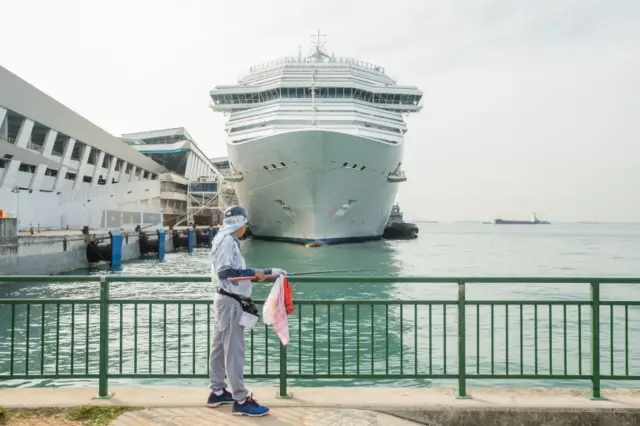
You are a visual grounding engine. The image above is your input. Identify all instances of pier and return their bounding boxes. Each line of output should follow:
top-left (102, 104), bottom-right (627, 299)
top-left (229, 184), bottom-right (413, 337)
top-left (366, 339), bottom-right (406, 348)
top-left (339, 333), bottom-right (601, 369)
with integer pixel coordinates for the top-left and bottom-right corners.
top-left (0, 224), bottom-right (220, 275)
top-left (1, 275), bottom-right (640, 424)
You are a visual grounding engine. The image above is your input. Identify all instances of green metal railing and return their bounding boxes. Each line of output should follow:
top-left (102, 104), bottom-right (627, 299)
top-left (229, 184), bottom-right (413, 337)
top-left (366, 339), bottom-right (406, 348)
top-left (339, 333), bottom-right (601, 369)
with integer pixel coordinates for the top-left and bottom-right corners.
top-left (1, 275), bottom-right (639, 400)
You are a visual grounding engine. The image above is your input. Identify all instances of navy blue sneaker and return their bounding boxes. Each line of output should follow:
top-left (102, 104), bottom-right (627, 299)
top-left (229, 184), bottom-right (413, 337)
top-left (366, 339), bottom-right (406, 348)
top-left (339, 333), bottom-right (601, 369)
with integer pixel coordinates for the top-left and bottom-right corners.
top-left (206, 389), bottom-right (234, 408)
top-left (232, 394), bottom-right (269, 417)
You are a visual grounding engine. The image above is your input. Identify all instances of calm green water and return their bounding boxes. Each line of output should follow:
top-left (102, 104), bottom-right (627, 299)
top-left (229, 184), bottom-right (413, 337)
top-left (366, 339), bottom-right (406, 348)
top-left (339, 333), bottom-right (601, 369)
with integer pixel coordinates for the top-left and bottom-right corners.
top-left (1, 223), bottom-right (640, 390)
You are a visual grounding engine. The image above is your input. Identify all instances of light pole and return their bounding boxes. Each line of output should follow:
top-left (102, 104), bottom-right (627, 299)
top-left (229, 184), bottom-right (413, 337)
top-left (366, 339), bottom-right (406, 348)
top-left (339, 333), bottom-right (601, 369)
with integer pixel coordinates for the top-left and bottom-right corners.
top-left (11, 186), bottom-right (19, 231)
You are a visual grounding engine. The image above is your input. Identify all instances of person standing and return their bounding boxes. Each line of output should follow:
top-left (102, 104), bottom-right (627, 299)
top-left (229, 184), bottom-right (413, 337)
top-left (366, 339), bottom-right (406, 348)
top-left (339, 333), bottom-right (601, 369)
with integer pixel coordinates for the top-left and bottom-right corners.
top-left (206, 205), bottom-right (284, 417)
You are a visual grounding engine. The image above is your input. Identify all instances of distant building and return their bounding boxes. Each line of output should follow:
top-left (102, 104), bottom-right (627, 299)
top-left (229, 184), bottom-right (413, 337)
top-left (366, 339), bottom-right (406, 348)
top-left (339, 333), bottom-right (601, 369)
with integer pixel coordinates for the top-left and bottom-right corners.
top-left (122, 128), bottom-right (232, 226)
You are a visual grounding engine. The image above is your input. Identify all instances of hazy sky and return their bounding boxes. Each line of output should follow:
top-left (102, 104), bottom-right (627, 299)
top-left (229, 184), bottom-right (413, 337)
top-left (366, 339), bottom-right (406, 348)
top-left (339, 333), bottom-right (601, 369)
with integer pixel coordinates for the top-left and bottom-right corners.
top-left (2, 0), bottom-right (639, 222)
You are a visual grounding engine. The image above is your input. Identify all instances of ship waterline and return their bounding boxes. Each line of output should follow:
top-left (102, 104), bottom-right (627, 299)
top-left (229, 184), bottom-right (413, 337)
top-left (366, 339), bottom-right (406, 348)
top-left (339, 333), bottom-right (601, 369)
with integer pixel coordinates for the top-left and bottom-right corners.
top-left (228, 129), bottom-right (402, 242)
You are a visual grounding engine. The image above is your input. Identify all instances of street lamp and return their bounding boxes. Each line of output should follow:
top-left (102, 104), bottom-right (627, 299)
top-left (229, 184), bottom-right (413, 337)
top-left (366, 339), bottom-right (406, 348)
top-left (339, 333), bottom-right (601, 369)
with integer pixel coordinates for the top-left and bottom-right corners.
top-left (11, 185), bottom-right (19, 230)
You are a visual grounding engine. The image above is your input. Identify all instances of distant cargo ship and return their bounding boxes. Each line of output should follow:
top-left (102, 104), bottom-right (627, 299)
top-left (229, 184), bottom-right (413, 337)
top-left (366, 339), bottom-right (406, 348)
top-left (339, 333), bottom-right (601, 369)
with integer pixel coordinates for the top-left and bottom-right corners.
top-left (489, 212), bottom-right (550, 225)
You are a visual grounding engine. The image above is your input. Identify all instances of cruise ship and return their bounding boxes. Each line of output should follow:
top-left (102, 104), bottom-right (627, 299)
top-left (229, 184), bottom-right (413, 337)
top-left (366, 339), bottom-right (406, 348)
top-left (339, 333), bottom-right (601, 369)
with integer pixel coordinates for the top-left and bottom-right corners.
top-left (209, 34), bottom-right (423, 243)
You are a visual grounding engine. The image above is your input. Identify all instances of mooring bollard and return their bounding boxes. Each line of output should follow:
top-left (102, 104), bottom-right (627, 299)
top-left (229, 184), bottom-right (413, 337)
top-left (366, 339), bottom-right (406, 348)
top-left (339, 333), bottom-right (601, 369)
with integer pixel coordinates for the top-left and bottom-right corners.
top-left (108, 231), bottom-right (123, 269)
top-left (208, 226), bottom-right (214, 248)
top-left (187, 228), bottom-right (194, 253)
top-left (157, 228), bottom-right (166, 262)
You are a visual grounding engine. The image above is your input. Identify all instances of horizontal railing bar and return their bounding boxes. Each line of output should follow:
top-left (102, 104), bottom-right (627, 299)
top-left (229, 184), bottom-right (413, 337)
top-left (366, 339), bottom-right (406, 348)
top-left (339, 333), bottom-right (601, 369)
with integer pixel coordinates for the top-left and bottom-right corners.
top-left (283, 374), bottom-right (459, 379)
top-left (0, 375), bottom-right (100, 379)
top-left (5, 375), bottom-right (639, 381)
top-left (3, 275), bottom-right (640, 285)
top-left (0, 300), bottom-right (101, 304)
top-left (467, 374), bottom-right (589, 379)
top-left (108, 374), bottom-right (278, 379)
top-left (0, 276), bottom-right (107, 283)
top-left (104, 299), bottom-right (459, 305)
top-left (4, 374), bottom-right (637, 381)
top-left (1, 299), bottom-right (637, 306)
top-left (3, 299), bottom-right (637, 305)
top-left (600, 376), bottom-right (640, 380)
top-left (468, 301), bottom-right (589, 305)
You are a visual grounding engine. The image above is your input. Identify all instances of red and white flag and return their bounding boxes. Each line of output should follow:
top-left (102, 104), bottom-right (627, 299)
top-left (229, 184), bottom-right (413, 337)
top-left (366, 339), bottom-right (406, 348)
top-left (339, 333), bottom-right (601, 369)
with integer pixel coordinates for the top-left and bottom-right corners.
top-left (263, 275), bottom-right (294, 346)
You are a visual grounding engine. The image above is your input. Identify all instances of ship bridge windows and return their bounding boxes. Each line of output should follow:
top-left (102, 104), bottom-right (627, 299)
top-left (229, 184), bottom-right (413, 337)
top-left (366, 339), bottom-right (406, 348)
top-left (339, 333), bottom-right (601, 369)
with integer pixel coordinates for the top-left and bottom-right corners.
top-left (229, 119), bottom-right (402, 136)
top-left (212, 87), bottom-right (421, 108)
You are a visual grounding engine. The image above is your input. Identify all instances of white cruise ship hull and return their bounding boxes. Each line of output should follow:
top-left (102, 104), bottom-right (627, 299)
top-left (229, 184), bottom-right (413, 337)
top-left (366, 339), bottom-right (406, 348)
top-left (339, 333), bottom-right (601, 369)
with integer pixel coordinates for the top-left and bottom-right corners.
top-left (228, 129), bottom-right (402, 243)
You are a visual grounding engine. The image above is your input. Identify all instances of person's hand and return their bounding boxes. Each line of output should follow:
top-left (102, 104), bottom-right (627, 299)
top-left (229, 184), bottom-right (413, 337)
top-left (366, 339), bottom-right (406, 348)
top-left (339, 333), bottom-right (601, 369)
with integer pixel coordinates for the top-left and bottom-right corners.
top-left (270, 268), bottom-right (287, 276)
top-left (254, 270), bottom-right (267, 281)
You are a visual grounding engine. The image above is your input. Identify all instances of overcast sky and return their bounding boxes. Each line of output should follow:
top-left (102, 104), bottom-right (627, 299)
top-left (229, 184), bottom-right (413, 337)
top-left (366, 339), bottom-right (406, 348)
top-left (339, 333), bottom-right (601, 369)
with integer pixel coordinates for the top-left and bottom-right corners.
top-left (2, 0), bottom-right (639, 222)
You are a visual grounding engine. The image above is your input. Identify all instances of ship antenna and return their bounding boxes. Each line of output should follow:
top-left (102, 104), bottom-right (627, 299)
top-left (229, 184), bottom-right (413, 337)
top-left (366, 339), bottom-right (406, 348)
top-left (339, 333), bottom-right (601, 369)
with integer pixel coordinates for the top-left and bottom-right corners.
top-left (309, 29), bottom-right (331, 60)
top-left (311, 29), bottom-right (326, 50)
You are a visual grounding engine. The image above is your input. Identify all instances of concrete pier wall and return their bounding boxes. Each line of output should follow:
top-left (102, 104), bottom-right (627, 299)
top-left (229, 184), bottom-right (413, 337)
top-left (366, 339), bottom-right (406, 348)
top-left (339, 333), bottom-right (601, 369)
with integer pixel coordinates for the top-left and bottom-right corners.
top-left (0, 229), bottom-right (176, 275)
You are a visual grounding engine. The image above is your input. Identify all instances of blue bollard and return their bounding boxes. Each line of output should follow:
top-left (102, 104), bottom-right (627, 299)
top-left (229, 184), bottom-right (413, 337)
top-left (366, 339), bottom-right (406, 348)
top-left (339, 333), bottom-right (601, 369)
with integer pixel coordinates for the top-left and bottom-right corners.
top-left (187, 228), bottom-right (194, 253)
top-left (109, 231), bottom-right (123, 269)
top-left (208, 227), bottom-right (214, 248)
top-left (157, 228), bottom-right (166, 262)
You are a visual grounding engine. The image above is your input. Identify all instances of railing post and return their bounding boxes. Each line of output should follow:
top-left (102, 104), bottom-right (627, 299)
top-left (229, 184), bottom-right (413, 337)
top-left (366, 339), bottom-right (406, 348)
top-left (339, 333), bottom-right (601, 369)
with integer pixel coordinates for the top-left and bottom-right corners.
top-left (95, 273), bottom-right (113, 399)
top-left (589, 281), bottom-right (604, 400)
top-left (456, 280), bottom-right (470, 399)
top-left (277, 342), bottom-right (292, 398)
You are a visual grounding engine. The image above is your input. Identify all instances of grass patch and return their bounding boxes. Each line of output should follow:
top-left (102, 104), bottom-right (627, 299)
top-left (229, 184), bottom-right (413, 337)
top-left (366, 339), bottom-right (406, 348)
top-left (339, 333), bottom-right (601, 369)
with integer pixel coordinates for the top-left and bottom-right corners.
top-left (0, 406), bottom-right (134, 426)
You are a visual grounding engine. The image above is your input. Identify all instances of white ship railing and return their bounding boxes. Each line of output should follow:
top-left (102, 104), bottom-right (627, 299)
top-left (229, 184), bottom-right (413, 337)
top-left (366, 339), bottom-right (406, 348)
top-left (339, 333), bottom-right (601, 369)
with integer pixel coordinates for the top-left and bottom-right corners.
top-left (249, 56), bottom-right (387, 75)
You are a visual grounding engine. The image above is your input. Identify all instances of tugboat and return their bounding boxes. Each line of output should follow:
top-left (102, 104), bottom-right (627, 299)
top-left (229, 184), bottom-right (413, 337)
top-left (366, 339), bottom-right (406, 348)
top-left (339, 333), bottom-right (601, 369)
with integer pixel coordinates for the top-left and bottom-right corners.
top-left (491, 212), bottom-right (550, 225)
top-left (383, 204), bottom-right (419, 239)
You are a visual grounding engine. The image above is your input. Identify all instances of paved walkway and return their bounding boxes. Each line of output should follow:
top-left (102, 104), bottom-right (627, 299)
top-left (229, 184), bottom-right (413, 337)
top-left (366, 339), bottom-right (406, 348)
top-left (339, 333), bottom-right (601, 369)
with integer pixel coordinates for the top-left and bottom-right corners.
top-left (2, 387), bottom-right (640, 425)
top-left (111, 407), bottom-right (420, 425)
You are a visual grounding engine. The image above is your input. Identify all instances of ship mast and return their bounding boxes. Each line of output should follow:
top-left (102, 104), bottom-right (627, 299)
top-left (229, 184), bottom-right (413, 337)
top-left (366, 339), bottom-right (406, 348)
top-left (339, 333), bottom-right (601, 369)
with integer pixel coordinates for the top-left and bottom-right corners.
top-left (309, 29), bottom-right (332, 61)
top-left (311, 69), bottom-right (317, 126)
top-left (308, 30), bottom-right (327, 127)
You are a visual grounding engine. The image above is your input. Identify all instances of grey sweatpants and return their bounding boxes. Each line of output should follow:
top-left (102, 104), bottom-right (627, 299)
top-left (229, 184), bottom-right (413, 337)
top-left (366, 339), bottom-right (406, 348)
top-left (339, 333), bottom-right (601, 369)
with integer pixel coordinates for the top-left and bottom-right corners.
top-left (208, 293), bottom-right (248, 402)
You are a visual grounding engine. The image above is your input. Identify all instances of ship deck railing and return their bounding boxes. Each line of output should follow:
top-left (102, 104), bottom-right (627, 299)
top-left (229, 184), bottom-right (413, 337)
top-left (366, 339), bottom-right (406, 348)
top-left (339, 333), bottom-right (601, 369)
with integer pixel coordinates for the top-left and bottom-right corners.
top-left (1, 275), bottom-right (639, 400)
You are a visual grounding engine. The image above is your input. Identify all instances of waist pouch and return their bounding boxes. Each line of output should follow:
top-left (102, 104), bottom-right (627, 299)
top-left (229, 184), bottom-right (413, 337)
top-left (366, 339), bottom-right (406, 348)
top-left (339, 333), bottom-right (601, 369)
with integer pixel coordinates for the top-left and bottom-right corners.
top-left (216, 288), bottom-right (259, 317)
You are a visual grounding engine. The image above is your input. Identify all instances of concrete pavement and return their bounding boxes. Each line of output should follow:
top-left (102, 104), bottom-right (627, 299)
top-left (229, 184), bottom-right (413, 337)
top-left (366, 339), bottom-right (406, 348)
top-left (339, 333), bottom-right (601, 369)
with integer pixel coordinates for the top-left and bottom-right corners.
top-left (111, 407), bottom-right (420, 425)
top-left (2, 387), bottom-right (640, 425)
